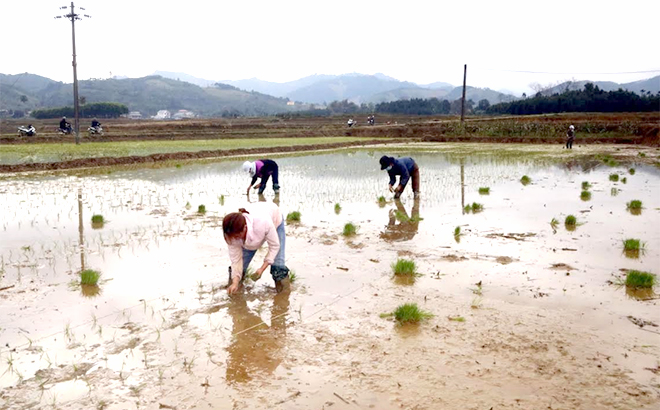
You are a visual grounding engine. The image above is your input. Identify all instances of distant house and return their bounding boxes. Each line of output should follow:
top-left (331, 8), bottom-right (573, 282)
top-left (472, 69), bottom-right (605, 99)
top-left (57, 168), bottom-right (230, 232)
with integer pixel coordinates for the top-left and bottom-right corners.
top-left (127, 111), bottom-right (142, 119)
top-left (152, 110), bottom-right (171, 120)
top-left (286, 101), bottom-right (295, 106)
top-left (172, 109), bottom-right (195, 120)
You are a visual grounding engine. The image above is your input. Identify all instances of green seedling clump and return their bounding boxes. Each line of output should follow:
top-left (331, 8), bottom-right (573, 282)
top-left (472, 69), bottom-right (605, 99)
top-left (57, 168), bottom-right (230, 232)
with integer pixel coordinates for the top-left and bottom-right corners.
top-left (288, 271), bottom-right (297, 283)
top-left (520, 175), bottom-right (531, 185)
top-left (454, 226), bottom-right (461, 237)
top-left (383, 303), bottom-right (433, 324)
top-left (197, 205), bottom-right (206, 214)
top-left (627, 200), bottom-right (643, 215)
top-left (378, 196), bottom-right (387, 207)
top-left (334, 203), bottom-right (341, 214)
top-left (342, 222), bottom-right (358, 236)
top-left (623, 238), bottom-right (644, 252)
top-left (580, 191), bottom-right (592, 201)
top-left (286, 211), bottom-right (301, 223)
top-left (581, 181), bottom-right (591, 190)
top-left (628, 168), bottom-right (635, 175)
top-left (478, 187), bottom-right (490, 195)
top-left (622, 177), bottom-right (627, 184)
top-left (391, 258), bottom-right (417, 276)
top-left (91, 215), bottom-right (104, 224)
top-left (609, 174), bottom-right (619, 182)
top-left (448, 316), bottom-right (466, 322)
top-left (219, 195), bottom-right (225, 206)
top-left (463, 202), bottom-right (484, 214)
top-left (550, 217), bottom-right (559, 229)
top-left (625, 270), bottom-right (656, 289)
top-left (565, 215), bottom-right (577, 227)
top-left (80, 269), bottom-right (101, 286)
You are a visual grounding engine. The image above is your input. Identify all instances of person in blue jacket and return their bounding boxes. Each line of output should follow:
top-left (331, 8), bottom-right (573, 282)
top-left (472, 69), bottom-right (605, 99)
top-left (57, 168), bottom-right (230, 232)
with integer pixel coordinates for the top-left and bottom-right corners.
top-left (379, 155), bottom-right (420, 199)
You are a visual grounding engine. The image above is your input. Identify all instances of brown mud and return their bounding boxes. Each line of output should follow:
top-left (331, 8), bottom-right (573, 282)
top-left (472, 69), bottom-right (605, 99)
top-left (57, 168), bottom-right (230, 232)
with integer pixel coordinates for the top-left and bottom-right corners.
top-left (0, 145), bottom-right (659, 409)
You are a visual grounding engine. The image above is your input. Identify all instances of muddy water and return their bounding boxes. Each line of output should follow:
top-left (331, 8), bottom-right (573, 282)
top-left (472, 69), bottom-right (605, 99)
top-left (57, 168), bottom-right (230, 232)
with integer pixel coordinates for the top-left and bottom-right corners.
top-left (0, 144), bottom-right (659, 410)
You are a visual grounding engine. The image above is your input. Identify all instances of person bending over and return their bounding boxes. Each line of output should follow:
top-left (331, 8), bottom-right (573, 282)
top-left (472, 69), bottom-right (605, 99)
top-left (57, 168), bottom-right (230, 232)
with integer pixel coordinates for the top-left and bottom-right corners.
top-left (242, 159), bottom-right (280, 195)
top-left (379, 155), bottom-right (420, 199)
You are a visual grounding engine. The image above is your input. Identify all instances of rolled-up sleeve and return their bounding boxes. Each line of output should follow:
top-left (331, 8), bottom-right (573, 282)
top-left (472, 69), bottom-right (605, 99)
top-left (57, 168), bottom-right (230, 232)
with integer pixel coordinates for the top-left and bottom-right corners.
top-left (264, 224), bottom-right (280, 265)
top-left (228, 243), bottom-right (244, 281)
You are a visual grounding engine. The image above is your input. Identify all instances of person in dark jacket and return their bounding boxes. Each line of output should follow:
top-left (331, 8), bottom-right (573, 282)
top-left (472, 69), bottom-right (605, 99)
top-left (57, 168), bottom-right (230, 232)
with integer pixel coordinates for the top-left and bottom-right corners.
top-left (379, 155), bottom-right (420, 199)
top-left (242, 159), bottom-right (280, 194)
top-left (566, 125), bottom-right (575, 149)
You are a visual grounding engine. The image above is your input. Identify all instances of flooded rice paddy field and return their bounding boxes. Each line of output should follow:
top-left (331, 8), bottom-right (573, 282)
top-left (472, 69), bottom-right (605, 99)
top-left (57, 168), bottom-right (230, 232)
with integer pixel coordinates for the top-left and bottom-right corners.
top-left (0, 143), bottom-right (659, 409)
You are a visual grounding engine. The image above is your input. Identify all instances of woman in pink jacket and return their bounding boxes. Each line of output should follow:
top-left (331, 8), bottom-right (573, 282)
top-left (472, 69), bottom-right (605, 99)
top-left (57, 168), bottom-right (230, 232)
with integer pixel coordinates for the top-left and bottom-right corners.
top-left (222, 202), bottom-right (290, 294)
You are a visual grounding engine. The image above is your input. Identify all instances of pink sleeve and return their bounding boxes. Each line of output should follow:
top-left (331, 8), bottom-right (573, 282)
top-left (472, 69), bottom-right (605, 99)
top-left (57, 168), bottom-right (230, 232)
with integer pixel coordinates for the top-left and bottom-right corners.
top-left (228, 243), bottom-right (243, 281)
top-left (263, 224), bottom-right (280, 265)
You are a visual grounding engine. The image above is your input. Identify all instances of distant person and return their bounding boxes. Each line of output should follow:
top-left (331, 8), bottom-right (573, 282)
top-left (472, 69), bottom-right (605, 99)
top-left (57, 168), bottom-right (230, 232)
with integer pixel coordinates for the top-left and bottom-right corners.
top-left (26, 124), bottom-right (36, 136)
top-left (379, 155), bottom-right (420, 199)
top-left (59, 117), bottom-right (71, 133)
top-left (242, 159), bottom-right (280, 195)
top-left (222, 202), bottom-right (290, 294)
top-left (347, 118), bottom-right (355, 128)
top-left (566, 125), bottom-right (575, 149)
top-left (91, 118), bottom-right (101, 130)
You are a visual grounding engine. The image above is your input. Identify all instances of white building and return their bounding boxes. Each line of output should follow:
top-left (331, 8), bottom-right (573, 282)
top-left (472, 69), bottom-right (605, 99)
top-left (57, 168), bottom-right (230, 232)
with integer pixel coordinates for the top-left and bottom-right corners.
top-left (172, 109), bottom-right (195, 120)
top-left (153, 110), bottom-right (171, 120)
top-left (127, 111), bottom-right (142, 119)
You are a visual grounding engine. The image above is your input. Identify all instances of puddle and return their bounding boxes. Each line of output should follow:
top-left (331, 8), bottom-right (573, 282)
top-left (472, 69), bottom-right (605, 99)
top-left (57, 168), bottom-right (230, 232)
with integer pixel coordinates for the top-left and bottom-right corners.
top-left (0, 144), bottom-right (659, 409)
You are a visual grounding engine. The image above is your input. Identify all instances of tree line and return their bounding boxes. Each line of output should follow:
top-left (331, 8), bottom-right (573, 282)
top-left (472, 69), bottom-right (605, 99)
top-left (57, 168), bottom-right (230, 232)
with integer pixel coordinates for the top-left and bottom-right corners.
top-left (487, 84), bottom-right (659, 115)
top-left (31, 102), bottom-right (129, 119)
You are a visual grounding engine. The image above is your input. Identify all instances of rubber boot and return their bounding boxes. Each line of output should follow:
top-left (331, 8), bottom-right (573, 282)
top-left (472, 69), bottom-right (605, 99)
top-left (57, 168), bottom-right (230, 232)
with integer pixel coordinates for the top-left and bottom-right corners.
top-left (275, 277), bottom-right (290, 293)
top-left (273, 184), bottom-right (280, 194)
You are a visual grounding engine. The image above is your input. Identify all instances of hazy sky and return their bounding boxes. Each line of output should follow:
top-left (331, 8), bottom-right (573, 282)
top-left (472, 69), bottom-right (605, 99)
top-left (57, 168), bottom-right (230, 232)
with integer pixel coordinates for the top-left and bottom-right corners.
top-left (2, 0), bottom-right (658, 94)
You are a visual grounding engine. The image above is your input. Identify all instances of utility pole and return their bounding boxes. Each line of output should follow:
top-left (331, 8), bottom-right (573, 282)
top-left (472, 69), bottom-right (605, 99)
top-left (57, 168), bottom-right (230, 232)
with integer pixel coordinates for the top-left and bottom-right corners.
top-left (460, 64), bottom-right (467, 123)
top-left (55, 3), bottom-right (91, 145)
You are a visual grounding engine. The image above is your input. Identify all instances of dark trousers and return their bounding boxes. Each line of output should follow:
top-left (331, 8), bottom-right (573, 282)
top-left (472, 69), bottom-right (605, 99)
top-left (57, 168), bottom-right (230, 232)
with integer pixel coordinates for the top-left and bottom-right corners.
top-left (258, 168), bottom-right (280, 194)
top-left (395, 164), bottom-right (420, 197)
top-left (566, 137), bottom-right (574, 149)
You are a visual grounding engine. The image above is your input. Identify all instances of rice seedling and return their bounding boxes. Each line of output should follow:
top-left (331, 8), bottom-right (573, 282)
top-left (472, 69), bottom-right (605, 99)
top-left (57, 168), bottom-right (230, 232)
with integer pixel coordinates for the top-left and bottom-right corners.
top-left (550, 217), bottom-right (559, 230)
top-left (378, 196), bottom-right (387, 207)
top-left (197, 205), bottom-right (206, 214)
top-left (471, 297), bottom-right (483, 309)
top-left (638, 152), bottom-right (646, 158)
top-left (454, 226), bottom-right (461, 237)
top-left (219, 195), bottom-right (225, 206)
top-left (448, 316), bottom-right (465, 322)
top-left (611, 187), bottom-right (620, 196)
top-left (581, 181), bottom-right (591, 190)
top-left (627, 200), bottom-right (643, 215)
top-left (625, 270), bottom-right (656, 289)
top-left (288, 270), bottom-right (297, 283)
top-left (622, 238), bottom-right (645, 258)
top-left (334, 203), bottom-right (341, 214)
top-left (80, 269), bottom-right (101, 286)
top-left (342, 222), bottom-right (358, 236)
top-left (621, 177), bottom-right (627, 184)
top-left (91, 214), bottom-right (104, 225)
top-left (464, 202), bottom-right (484, 213)
top-left (629, 168), bottom-right (635, 175)
top-left (478, 187), bottom-right (490, 195)
top-left (391, 258), bottom-right (418, 276)
top-left (580, 190), bottom-right (591, 201)
top-left (380, 303), bottom-right (433, 324)
top-left (520, 175), bottom-right (531, 185)
top-left (185, 202), bottom-right (191, 210)
top-left (286, 211), bottom-right (301, 223)
top-left (609, 174), bottom-right (619, 182)
top-left (564, 215), bottom-right (577, 231)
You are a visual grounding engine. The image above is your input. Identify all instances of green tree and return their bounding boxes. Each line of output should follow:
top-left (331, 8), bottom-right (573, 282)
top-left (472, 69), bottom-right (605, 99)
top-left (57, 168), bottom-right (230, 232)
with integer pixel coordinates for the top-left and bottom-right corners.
top-left (19, 95), bottom-right (28, 103)
top-left (477, 99), bottom-right (490, 111)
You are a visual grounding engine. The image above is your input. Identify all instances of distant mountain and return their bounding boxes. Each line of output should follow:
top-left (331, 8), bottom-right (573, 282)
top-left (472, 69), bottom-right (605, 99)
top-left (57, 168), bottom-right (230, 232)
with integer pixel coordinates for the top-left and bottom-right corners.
top-left (369, 87), bottom-right (452, 104)
top-left (153, 71), bottom-right (217, 88)
top-left (0, 74), bottom-right (301, 117)
top-left (418, 81), bottom-right (454, 90)
top-left (287, 74), bottom-right (420, 105)
top-left (541, 76), bottom-right (660, 96)
top-left (443, 86), bottom-right (517, 104)
top-left (220, 74), bottom-right (337, 98)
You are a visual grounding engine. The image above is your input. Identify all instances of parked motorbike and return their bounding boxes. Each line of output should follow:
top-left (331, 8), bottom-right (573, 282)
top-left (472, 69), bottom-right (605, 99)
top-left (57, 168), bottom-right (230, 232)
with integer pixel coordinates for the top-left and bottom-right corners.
top-left (87, 126), bottom-right (103, 136)
top-left (18, 125), bottom-right (36, 137)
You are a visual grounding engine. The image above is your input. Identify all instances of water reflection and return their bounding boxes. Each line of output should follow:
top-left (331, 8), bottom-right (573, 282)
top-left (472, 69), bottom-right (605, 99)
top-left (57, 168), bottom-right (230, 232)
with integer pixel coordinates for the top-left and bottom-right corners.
top-left (225, 290), bottom-right (290, 383)
top-left (380, 199), bottom-right (421, 242)
top-left (625, 287), bottom-right (655, 301)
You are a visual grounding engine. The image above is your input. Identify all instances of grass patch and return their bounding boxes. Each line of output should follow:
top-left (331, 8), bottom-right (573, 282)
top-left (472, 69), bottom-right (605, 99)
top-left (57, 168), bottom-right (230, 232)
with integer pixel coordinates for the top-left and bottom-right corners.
top-left (478, 187), bottom-right (490, 195)
top-left (286, 211), bottom-right (301, 223)
top-left (625, 270), bottom-right (656, 289)
top-left (564, 215), bottom-right (577, 231)
top-left (80, 269), bottom-right (101, 286)
top-left (334, 203), bottom-right (341, 214)
top-left (342, 222), bottom-right (358, 236)
top-left (629, 168), bottom-right (635, 175)
top-left (581, 181), bottom-right (591, 190)
top-left (91, 214), bottom-right (104, 224)
top-left (464, 202), bottom-right (484, 213)
top-left (520, 175), bottom-right (531, 185)
top-left (381, 303), bottom-right (433, 324)
top-left (627, 200), bottom-right (643, 215)
top-left (197, 204), bottom-right (206, 214)
top-left (580, 190), bottom-right (591, 201)
top-left (391, 258), bottom-right (418, 276)
top-left (609, 173), bottom-right (619, 182)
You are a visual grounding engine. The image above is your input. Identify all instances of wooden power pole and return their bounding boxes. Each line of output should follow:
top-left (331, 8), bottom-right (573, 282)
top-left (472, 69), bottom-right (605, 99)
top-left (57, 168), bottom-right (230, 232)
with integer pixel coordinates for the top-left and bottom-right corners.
top-left (460, 64), bottom-right (467, 123)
